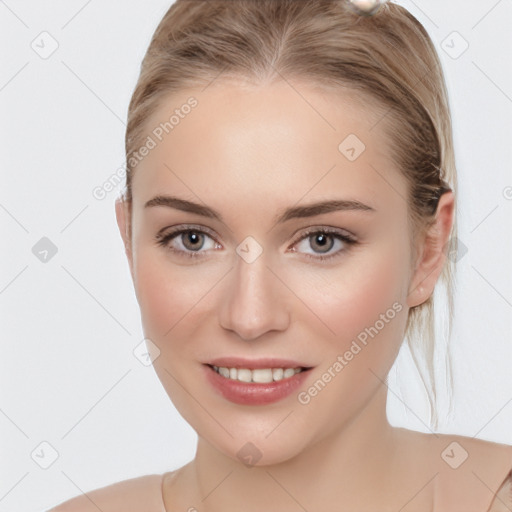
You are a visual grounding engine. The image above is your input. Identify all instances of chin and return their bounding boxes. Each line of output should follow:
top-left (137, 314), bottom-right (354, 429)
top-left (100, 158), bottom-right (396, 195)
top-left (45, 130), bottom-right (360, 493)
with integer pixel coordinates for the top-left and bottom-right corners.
top-left (218, 432), bottom-right (309, 468)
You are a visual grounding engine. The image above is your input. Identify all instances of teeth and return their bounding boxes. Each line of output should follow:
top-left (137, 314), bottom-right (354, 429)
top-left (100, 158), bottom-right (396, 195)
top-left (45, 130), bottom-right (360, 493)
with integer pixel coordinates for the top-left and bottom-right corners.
top-left (272, 368), bottom-right (284, 380)
top-left (212, 365), bottom-right (303, 383)
top-left (237, 368), bottom-right (252, 382)
top-left (252, 369), bottom-right (273, 383)
top-left (284, 368), bottom-right (296, 378)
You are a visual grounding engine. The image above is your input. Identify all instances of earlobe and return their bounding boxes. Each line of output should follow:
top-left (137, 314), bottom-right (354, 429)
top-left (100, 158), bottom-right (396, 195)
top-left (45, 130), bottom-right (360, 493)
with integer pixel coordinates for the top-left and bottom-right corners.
top-left (406, 191), bottom-right (455, 308)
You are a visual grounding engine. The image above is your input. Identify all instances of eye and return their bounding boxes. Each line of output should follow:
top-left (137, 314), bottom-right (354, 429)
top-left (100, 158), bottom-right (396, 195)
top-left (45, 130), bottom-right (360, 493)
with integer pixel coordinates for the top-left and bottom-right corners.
top-left (155, 225), bottom-right (221, 258)
top-left (290, 227), bottom-right (357, 261)
top-left (155, 225), bottom-right (357, 262)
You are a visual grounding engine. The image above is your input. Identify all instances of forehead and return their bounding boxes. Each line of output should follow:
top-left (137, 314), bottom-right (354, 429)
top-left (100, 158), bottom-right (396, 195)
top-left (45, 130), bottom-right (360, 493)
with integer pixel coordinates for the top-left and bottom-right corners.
top-left (131, 79), bottom-right (406, 216)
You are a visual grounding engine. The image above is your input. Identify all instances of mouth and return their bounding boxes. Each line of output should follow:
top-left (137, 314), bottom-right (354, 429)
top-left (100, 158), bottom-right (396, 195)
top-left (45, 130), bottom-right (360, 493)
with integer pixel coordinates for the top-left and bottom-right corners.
top-left (203, 359), bottom-right (314, 405)
top-left (207, 364), bottom-right (312, 384)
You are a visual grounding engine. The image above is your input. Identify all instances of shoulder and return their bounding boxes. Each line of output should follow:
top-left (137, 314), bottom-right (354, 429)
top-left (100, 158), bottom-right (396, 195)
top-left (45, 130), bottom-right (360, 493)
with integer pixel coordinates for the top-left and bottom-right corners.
top-left (487, 468), bottom-right (512, 512)
top-left (423, 431), bottom-right (512, 511)
top-left (394, 427), bottom-right (512, 467)
top-left (431, 431), bottom-right (512, 464)
top-left (47, 473), bottom-right (166, 512)
top-left (391, 428), bottom-right (512, 510)
top-left (486, 468), bottom-right (512, 512)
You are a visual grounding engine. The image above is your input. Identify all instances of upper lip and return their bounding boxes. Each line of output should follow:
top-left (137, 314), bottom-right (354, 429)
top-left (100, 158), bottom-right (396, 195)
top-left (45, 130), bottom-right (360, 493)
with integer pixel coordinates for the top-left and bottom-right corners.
top-left (205, 357), bottom-right (313, 369)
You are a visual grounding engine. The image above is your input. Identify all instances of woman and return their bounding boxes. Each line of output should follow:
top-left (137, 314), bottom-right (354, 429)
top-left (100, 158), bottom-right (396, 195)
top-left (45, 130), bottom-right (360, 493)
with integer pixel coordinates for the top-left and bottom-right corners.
top-left (49, 0), bottom-right (512, 510)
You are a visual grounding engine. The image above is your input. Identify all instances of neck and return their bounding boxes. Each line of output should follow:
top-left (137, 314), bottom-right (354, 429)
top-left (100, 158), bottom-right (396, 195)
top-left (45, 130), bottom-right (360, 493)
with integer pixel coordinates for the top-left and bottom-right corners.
top-left (178, 384), bottom-right (403, 511)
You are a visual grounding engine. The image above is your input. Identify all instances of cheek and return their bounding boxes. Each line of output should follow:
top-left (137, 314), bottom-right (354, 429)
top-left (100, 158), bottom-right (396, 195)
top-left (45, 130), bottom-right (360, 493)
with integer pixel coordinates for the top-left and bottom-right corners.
top-left (287, 243), bottom-right (410, 345)
top-left (288, 245), bottom-right (411, 426)
top-left (132, 247), bottom-right (226, 340)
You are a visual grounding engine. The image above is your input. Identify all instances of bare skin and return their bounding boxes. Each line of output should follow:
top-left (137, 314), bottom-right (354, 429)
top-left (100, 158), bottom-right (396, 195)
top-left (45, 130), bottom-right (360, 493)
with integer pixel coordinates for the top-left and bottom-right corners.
top-left (49, 431), bottom-right (512, 512)
top-left (50, 79), bottom-right (512, 511)
top-left (164, 430), bottom-right (512, 512)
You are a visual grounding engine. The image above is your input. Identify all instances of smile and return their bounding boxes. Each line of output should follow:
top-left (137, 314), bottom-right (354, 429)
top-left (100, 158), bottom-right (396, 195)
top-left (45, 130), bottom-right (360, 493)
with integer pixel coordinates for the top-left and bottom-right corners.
top-left (204, 363), bottom-right (313, 405)
top-left (212, 365), bottom-right (304, 383)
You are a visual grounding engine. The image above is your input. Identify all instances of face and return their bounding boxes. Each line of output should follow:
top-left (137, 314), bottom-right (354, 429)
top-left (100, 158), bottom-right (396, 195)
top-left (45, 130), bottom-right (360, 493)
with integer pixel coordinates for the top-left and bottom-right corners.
top-left (116, 79), bottom-right (437, 465)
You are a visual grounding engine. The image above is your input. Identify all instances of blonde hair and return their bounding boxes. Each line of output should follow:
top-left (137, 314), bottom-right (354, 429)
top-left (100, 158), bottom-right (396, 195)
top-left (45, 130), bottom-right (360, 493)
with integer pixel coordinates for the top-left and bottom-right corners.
top-left (124, 0), bottom-right (458, 431)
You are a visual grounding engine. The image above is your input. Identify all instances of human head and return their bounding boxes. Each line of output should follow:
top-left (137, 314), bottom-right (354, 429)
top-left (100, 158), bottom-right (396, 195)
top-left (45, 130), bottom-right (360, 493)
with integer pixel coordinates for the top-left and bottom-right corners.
top-left (118, 0), bottom-right (457, 436)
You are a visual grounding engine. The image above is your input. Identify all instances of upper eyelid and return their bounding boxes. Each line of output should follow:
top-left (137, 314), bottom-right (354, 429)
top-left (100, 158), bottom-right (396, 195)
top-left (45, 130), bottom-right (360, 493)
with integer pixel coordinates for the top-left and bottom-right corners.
top-left (157, 224), bottom-right (354, 238)
top-left (289, 225), bottom-right (356, 243)
top-left (157, 224), bottom-right (355, 250)
top-left (156, 224), bottom-right (218, 240)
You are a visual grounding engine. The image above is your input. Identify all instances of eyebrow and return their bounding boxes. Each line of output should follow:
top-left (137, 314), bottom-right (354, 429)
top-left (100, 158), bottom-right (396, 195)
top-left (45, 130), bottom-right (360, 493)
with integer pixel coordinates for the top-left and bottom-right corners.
top-left (144, 195), bottom-right (376, 224)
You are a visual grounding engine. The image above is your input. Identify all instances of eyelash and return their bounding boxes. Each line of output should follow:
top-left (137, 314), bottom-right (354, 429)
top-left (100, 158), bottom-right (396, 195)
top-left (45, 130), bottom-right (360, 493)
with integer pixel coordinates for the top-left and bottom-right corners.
top-left (155, 225), bottom-right (357, 262)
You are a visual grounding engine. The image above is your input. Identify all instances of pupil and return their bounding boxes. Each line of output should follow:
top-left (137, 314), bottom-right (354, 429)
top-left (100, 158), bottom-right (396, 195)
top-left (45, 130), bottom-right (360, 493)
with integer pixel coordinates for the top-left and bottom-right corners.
top-left (183, 231), bottom-right (203, 250)
top-left (311, 233), bottom-right (333, 253)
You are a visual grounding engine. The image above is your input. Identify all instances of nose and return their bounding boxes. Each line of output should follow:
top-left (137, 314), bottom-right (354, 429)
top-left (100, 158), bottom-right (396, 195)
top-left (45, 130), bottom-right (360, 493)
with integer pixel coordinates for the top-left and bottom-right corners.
top-left (219, 252), bottom-right (290, 341)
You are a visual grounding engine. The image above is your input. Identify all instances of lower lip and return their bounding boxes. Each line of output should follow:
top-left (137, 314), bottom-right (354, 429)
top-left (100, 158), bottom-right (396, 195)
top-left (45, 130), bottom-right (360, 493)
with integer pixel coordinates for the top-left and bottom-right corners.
top-left (203, 364), bottom-right (312, 406)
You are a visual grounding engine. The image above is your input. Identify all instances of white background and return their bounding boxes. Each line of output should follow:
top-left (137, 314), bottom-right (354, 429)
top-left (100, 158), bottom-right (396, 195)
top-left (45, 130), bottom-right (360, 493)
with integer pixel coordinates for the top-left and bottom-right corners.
top-left (1, 1), bottom-right (511, 510)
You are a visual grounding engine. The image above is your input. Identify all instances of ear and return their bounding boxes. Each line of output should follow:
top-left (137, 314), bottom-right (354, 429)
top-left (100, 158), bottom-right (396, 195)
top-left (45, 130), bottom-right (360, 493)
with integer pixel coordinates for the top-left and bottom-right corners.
top-left (115, 196), bottom-right (134, 281)
top-left (407, 191), bottom-right (455, 308)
